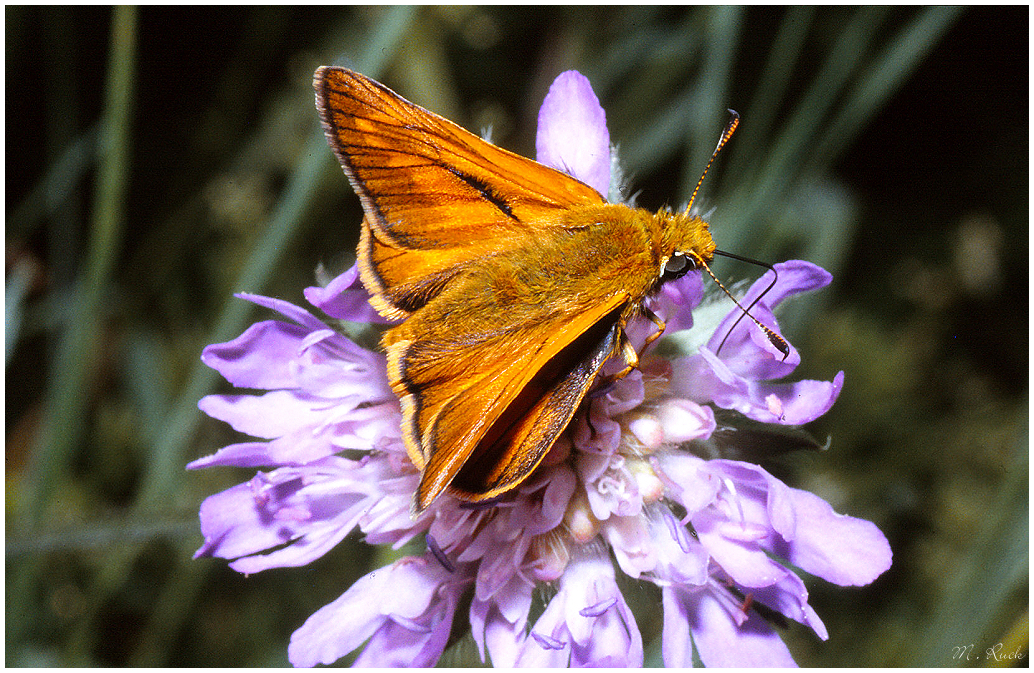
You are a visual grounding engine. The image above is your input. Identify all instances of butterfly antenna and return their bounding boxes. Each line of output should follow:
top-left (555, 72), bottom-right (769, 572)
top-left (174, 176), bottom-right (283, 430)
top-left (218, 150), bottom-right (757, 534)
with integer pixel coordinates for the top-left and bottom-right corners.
top-left (686, 110), bottom-right (740, 214)
top-left (698, 252), bottom-right (789, 360)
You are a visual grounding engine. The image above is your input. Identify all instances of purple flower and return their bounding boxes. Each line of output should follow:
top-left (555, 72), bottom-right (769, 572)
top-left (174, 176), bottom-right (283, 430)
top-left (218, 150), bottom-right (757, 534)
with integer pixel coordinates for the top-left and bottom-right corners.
top-left (192, 71), bottom-right (891, 668)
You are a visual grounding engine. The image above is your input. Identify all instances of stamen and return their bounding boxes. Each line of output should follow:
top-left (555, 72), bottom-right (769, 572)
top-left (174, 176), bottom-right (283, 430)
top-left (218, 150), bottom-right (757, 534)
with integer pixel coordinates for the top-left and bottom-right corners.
top-left (722, 476), bottom-right (748, 524)
top-left (426, 534), bottom-right (455, 573)
top-left (532, 632), bottom-right (567, 650)
top-left (300, 328), bottom-right (337, 351)
top-left (580, 597), bottom-right (618, 618)
top-left (663, 508), bottom-right (695, 554)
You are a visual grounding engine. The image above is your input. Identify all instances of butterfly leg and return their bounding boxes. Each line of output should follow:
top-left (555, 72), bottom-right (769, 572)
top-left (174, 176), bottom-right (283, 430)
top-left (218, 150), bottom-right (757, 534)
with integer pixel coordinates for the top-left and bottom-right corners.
top-left (591, 326), bottom-right (640, 391)
top-left (640, 304), bottom-right (667, 350)
top-left (590, 304), bottom-right (668, 396)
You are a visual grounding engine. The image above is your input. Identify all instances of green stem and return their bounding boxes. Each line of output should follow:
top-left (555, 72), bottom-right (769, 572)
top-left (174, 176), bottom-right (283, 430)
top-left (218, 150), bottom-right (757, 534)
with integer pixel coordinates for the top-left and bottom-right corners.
top-left (23, 5), bottom-right (138, 530)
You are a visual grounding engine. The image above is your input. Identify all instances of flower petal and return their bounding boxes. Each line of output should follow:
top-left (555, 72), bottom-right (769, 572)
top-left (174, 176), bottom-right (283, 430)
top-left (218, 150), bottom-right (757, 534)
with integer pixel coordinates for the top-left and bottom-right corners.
top-left (186, 441), bottom-right (279, 469)
top-left (200, 294), bottom-right (390, 400)
top-left (748, 371), bottom-right (845, 425)
top-left (652, 271), bottom-right (706, 334)
top-left (661, 586), bottom-right (694, 667)
top-left (516, 593), bottom-right (571, 668)
top-left (536, 70), bottom-right (611, 196)
top-left (561, 555), bottom-right (643, 665)
top-left (194, 456), bottom-right (421, 573)
top-left (470, 593), bottom-right (530, 667)
top-left (651, 453), bottom-right (720, 516)
top-left (772, 485), bottom-right (894, 586)
top-left (695, 510), bottom-right (791, 589)
top-left (287, 555), bottom-right (454, 667)
top-left (651, 507), bottom-right (710, 585)
top-left (352, 577), bottom-right (462, 667)
top-left (517, 553), bottom-right (643, 667)
top-left (603, 514), bottom-right (656, 578)
top-left (705, 260), bottom-right (831, 381)
top-left (201, 318), bottom-right (311, 390)
top-left (194, 477), bottom-right (297, 562)
top-left (654, 398), bottom-right (716, 443)
top-left (693, 348), bottom-right (844, 425)
top-left (686, 586), bottom-right (798, 667)
top-left (749, 572), bottom-right (829, 640)
top-left (198, 390), bottom-right (334, 439)
top-left (304, 263), bottom-right (392, 324)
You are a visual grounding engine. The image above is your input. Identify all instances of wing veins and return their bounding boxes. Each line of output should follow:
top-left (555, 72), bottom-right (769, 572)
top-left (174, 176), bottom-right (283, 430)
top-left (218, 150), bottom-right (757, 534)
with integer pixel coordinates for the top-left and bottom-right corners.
top-left (411, 293), bottom-right (631, 506)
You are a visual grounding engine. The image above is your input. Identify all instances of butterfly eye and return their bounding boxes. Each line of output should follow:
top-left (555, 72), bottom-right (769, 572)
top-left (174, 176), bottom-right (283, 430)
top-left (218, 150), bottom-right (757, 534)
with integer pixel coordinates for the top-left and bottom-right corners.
top-left (662, 253), bottom-right (694, 280)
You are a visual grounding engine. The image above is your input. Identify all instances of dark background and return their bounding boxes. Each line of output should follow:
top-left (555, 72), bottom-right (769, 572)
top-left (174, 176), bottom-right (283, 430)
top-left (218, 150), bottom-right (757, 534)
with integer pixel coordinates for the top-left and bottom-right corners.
top-left (6, 6), bottom-right (1027, 667)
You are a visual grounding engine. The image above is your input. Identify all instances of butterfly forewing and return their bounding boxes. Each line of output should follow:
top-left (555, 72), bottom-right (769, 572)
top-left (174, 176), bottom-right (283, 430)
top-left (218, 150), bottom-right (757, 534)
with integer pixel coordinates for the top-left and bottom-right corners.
top-left (313, 66), bottom-right (663, 512)
top-left (314, 66), bottom-right (605, 316)
top-left (443, 303), bottom-right (625, 505)
top-left (395, 289), bottom-right (631, 510)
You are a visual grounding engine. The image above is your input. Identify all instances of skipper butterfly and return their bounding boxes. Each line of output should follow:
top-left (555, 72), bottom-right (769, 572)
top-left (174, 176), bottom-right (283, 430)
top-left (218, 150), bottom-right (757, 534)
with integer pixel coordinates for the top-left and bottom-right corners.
top-left (314, 67), bottom-right (783, 513)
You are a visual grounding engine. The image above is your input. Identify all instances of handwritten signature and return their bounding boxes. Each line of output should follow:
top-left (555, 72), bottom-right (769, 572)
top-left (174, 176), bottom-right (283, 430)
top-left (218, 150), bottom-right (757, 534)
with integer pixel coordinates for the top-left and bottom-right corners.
top-left (952, 643), bottom-right (1026, 663)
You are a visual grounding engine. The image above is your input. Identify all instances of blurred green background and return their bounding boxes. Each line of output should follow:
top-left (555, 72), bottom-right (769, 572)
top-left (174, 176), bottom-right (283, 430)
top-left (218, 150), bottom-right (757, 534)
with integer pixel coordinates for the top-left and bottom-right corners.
top-left (6, 6), bottom-right (1027, 667)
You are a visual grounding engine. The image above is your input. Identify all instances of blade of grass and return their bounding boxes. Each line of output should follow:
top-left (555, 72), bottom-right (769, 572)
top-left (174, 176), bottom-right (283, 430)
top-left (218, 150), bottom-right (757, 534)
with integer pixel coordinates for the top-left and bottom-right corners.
top-left (721, 6), bottom-right (891, 255)
top-left (6, 125), bottom-right (98, 237)
top-left (619, 86), bottom-right (699, 181)
top-left (7, 7), bottom-right (138, 658)
top-left (678, 5), bottom-right (743, 202)
top-left (725, 6), bottom-right (816, 183)
top-left (114, 8), bottom-right (421, 665)
top-left (19, 7), bottom-right (420, 665)
top-left (776, 7), bottom-right (962, 280)
top-left (913, 432), bottom-right (1027, 666)
top-left (605, 11), bottom-right (702, 180)
top-left (805, 6), bottom-right (964, 174)
top-left (5, 260), bottom-right (35, 366)
top-left (22, 4), bottom-right (137, 531)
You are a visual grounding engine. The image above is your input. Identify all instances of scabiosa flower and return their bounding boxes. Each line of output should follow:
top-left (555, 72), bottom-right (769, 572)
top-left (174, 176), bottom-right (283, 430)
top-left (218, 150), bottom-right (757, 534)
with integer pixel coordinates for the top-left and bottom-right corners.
top-left (191, 70), bottom-right (891, 667)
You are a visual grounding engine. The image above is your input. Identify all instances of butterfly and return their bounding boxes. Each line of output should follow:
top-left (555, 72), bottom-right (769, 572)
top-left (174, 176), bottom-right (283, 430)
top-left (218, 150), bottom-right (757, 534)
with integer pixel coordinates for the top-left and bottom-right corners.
top-left (314, 66), bottom-right (784, 513)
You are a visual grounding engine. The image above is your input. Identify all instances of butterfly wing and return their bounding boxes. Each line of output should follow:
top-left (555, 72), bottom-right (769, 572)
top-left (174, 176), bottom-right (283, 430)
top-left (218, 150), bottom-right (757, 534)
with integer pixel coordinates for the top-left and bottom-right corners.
top-left (386, 286), bottom-right (631, 512)
top-left (314, 66), bottom-right (606, 318)
top-left (314, 66), bottom-right (638, 511)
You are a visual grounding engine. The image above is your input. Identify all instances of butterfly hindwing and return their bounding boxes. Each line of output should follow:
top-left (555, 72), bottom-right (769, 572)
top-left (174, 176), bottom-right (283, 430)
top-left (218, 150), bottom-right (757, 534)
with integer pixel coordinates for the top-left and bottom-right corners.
top-left (384, 288), bottom-right (631, 510)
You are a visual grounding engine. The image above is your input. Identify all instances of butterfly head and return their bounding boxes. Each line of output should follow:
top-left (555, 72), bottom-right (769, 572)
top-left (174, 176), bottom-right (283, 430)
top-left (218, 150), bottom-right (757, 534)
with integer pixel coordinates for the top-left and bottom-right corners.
top-left (655, 209), bottom-right (716, 282)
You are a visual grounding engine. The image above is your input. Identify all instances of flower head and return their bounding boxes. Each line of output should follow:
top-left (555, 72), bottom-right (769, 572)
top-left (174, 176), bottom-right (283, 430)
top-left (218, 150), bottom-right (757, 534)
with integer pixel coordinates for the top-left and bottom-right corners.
top-left (192, 70), bottom-right (891, 667)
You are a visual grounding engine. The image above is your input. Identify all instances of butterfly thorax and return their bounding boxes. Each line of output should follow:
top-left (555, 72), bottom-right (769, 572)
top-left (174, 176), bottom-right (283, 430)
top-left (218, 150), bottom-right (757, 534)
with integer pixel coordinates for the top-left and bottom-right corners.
top-left (553, 202), bottom-right (716, 291)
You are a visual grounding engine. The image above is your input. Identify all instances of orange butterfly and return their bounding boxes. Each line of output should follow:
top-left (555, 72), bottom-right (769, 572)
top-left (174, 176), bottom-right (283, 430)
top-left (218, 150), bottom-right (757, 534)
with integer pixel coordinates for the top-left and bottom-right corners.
top-left (314, 67), bottom-right (781, 513)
